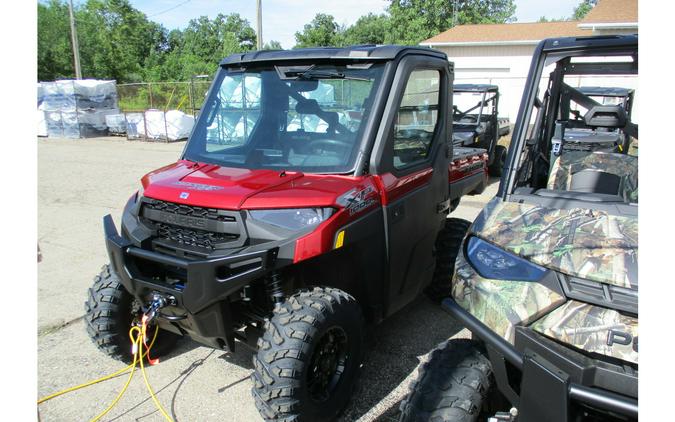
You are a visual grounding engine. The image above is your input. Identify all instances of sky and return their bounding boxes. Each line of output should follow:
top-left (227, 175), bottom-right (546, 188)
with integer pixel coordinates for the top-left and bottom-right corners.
top-left (126, 0), bottom-right (582, 49)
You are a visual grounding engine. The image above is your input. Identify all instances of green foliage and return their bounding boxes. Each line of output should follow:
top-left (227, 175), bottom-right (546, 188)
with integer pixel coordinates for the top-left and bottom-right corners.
top-left (572, 0), bottom-right (598, 20)
top-left (342, 13), bottom-right (390, 46)
top-left (385, 0), bottom-right (516, 45)
top-left (141, 12), bottom-right (257, 81)
top-left (294, 13), bottom-right (345, 48)
top-left (263, 40), bottom-right (283, 50)
top-left (38, 1), bottom-right (258, 83)
top-left (538, 15), bottom-right (569, 22)
top-left (38, 0), bottom-right (73, 81)
top-left (75, 0), bottom-right (167, 83)
top-left (38, 0), bottom-right (520, 83)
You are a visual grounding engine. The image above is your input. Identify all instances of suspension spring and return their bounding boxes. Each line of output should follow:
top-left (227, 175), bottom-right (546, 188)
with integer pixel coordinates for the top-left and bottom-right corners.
top-left (266, 272), bottom-right (285, 304)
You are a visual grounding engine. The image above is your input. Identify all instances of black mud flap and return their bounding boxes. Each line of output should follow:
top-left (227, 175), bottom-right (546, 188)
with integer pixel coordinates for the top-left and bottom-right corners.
top-left (518, 353), bottom-right (569, 422)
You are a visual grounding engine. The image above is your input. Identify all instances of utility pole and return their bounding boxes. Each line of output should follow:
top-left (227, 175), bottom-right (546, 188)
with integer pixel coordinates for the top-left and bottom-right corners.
top-left (68, 0), bottom-right (82, 79)
top-left (256, 0), bottom-right (263, 50)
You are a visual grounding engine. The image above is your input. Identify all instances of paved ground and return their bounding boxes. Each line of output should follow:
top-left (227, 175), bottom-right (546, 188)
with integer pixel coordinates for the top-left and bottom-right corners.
top-left (37, 137), bottom-right (499, 421)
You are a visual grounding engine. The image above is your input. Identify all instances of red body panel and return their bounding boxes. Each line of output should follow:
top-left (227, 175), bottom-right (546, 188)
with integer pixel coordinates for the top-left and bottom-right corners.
top-left (449, 151), bottom-right (489, 183)
top-left (292, 177), bottom-right (381, 262)
top-left (141, 151), bottom-right (487, 264)
top-left (374, 168), bottom-right (434, 206)
top-left (143, 161), bottom-right (365, 211)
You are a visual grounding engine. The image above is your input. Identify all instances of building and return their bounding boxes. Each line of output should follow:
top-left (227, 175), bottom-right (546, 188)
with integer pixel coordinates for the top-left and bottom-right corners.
top-left (420, 0), bottom-right (638, 120)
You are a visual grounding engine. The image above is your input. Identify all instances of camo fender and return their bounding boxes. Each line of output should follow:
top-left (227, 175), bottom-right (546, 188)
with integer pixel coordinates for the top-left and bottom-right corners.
top-left (452, 252), bottom-right (565, 344)
top-left (531, 300), bottom-right (638, 364)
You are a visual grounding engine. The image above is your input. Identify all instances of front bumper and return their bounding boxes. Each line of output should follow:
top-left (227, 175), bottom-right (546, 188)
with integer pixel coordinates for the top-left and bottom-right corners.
top-left (104, 214), bottom-right (278, 350)
top-left (443, 298), bottom-right (638, 421)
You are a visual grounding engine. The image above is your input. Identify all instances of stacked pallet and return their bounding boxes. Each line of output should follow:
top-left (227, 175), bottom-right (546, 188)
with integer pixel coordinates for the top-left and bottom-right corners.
top-left (38, 80), bottom-right (120, 138)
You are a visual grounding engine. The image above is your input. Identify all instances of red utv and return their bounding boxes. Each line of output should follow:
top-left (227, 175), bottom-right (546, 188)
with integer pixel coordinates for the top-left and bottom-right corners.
top-left (86, 45), bottom-right (487, 421)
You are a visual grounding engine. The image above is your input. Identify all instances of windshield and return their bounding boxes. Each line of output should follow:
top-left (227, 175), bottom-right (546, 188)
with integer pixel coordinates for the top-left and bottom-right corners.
top-left (452, 91), bottom-right (495, 126)
top-left (511, 51), bottom-right (638, 206)
top-left (184, 63), bottom-right (385, 173)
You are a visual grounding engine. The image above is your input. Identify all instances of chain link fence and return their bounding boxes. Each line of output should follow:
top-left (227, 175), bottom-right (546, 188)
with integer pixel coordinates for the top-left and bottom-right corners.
top-left (113, 80), bottom-right (212, 142)
top-left (117, 80), bottom-right (212, 116)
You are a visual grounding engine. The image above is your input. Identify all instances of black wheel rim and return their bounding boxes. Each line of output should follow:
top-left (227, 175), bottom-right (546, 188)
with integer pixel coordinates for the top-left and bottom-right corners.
top-left (306, 326), bottom-right (349, 403)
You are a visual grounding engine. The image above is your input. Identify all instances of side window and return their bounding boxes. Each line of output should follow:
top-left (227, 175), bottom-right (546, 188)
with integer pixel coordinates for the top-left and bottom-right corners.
top-left (393, 69), bottom-right (441, 169)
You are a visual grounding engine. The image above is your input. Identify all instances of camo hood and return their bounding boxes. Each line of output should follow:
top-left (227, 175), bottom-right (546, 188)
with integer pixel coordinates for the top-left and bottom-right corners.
top-left (471, 197), bottom-right (638, 290)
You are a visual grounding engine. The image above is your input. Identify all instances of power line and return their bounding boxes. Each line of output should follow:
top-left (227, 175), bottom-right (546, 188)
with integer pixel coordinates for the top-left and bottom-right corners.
top-left (147, 0), bottom-right (192, 18)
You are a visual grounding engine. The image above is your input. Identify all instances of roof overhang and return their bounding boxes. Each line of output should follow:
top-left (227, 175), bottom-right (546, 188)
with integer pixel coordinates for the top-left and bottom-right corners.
top-left (420, 40), bottom-right (540, 47)
top-left (577, 22), bottom-right (638, 30)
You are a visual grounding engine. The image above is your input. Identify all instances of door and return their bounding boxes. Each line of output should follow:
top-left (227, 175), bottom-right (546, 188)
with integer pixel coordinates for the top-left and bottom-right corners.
top-left (371, 56), bottom-right (453, 315)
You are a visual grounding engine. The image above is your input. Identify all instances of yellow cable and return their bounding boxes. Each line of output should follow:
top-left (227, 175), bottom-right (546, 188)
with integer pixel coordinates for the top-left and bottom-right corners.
top-left (38, 320), bottom-right (174, 422)
top-left (37, 324), bottom-right (159, 404)
top-left (139, 321), bottom-right (174, 422)
top-left (89, 327), bottom-right (142, 422)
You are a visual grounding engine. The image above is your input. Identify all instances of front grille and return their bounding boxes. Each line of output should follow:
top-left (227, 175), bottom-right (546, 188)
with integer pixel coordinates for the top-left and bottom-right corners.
top-left (144, 200), bottom-right (236, 222)
top-left (141, 198), bottom-right (244, 251)
top-left (155, 222), bottom-right (238, 249)
top-left (559, 274), bottom-right (637, 315)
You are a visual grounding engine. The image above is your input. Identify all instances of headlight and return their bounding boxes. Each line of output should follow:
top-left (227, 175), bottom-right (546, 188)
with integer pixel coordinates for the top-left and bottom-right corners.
top-left (249, 208), bottom-right (334, 231)
top-left (466, 236), bottom-right (546, 281)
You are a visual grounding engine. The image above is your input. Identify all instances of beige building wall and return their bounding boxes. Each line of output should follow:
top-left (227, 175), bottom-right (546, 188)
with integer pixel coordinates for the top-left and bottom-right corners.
top-left (434, 45), bottom-right (537, 121)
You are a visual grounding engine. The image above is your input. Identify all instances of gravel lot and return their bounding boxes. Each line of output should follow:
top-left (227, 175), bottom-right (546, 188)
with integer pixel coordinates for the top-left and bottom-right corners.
top-left (37, 137), bottom-right (499, 422)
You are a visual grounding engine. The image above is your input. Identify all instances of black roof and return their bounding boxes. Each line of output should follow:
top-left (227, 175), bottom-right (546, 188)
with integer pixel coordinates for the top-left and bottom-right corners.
top-left (219, 45), bottom-right (446, 66)
top-left (577, 86), bottom-right (634, 97)
top-left (540, 34), bottom-right (637, 53)
top-left (453, 84), bottom-right (499, 93)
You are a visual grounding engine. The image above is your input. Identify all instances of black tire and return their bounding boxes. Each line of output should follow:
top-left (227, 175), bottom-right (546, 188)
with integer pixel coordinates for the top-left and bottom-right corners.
top-left (251, 287), bottom-right (365, 422)
top-left (425, 218), bottom-right (471, 302)
top-left (399, 339), bottom-right (494, 422)
top-left (84, 264), bottom-right (180, 363)
top-left (488, 145), bottom-right (507, 177)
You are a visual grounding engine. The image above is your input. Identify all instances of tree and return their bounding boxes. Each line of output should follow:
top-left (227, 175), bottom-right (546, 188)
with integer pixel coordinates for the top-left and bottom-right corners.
top-left (342, 13), bottom-right (390, 46)
top-left (572, 0), bottom-right (598, 20)
top-left (75, 0), bottom-right (167, 82)
top-left (385, 0), bottom-right (516, 45)
top-left (38, 1), bottom-right (257, 82)
top-left (145, 13), bottom-right (258, 81)
top-left (38, 0), bottom-right (73, 81)
top-left (263, 40), bottom-right (283, 50)
top-left (538, 15), bottom-right (568, 22)
top-left (294, 13), bottom-right (344, 48)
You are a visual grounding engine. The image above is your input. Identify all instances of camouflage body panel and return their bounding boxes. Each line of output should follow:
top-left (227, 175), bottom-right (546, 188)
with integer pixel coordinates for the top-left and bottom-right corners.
top-left (547, 151), bottom-right (638, 203)
top-left (627, 138), bottom-right (638, 157)
top-left (531, 300), bottom-right (638, 365)
top-left (452, 252), bottom-right (565, 343)
top-left (471, 197), bottom-right (638, 290)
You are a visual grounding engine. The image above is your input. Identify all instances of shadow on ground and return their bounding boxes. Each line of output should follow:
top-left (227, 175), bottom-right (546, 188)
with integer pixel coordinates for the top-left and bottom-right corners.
top-left (339, 296), bottom-right (465, 421)
top-left (106, 347), bottom-right (217, 422)
top-left (108, 297), bottom-right (463, 422)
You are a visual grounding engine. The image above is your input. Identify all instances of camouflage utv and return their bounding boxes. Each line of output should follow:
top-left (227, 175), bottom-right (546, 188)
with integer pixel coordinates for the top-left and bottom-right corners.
top-left (400, 35), bottom-right (638, 422)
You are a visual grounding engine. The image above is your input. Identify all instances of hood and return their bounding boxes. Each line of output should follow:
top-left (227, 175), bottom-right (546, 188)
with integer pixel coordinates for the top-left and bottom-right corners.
top-left (471, 197), bottom-right (638, 290)
top-left (141, 160), bottom-right (363, 210)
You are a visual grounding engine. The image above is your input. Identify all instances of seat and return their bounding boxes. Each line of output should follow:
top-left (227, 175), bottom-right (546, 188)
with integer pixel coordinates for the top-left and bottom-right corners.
top-left (569, 169), bottom-right (621, 195)
top-left (547, 151), bottom-right (638, 202)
